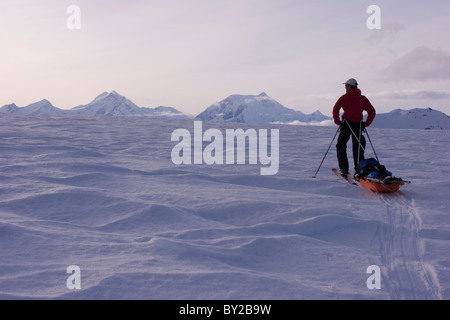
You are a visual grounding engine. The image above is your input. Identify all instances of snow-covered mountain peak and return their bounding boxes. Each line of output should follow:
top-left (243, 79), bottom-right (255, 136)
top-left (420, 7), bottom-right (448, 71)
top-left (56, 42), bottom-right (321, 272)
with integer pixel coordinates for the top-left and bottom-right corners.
top-left (0, 103), bottom-right (19, 114)
top-left (71, 91), bottom-right (139, 116)
top-left (196, 93), bottom-right (331, 123)
top-left (371, 107), bottom-right (450, 130)
top-left (15, 99), bottom-right (64, 115)
top-left (93, 91), bottom-right (123, 101)
top-left (25, 99), bottom-right (53, 108)
top-left (94, 92), bottom-right (110, 101)
top-left (226, 92), bottom-right (271, 104)
top-left (69, 91), bottom-right (190, 118)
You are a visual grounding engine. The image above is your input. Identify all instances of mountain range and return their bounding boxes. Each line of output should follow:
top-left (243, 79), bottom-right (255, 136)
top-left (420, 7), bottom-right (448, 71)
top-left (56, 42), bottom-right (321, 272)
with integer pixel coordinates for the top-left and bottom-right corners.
top-left (0, 91), bottom-right (190, 119)
top-left (1, 91), bottom-right (449, 129)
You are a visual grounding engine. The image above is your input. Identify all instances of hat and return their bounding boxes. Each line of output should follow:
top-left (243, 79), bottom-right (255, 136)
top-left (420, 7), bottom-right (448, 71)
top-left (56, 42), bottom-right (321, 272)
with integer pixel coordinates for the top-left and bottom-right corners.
top-left (343, 78), bottom-right (358, 86)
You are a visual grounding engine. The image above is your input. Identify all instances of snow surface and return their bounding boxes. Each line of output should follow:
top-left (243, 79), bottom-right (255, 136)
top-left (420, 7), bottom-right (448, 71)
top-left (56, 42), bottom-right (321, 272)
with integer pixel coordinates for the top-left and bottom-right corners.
top-left (0, 115), bottom-right (449, 300)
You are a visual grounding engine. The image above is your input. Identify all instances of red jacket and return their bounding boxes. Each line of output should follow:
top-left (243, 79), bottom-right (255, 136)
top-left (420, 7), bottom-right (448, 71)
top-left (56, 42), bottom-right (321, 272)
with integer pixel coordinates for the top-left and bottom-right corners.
top-left (333, 89), bottom-right (376, 126)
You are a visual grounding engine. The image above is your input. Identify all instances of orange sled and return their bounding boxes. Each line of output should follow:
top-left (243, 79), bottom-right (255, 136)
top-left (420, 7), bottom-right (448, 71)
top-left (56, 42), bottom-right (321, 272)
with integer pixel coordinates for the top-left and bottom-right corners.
top-left (357, 177), bottom-right (409, 193)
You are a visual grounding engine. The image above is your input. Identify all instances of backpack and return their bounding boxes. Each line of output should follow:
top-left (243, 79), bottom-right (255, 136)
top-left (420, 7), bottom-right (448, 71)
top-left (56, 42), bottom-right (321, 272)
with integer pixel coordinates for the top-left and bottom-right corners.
top-left (358, 158), bottom-right (392, 180)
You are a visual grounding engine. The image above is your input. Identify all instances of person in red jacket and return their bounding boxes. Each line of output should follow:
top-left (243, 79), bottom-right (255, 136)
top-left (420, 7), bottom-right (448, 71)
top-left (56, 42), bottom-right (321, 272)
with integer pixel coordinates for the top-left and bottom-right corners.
top-left (333, 78), bottom-right (376, 176)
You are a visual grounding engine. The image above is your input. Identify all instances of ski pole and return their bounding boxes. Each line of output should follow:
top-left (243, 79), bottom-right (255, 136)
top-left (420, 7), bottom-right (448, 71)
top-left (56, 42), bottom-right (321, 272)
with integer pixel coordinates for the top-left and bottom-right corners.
top-left (357, 121), bottom-right (362, 164)
top-left (363, 127), bottom-right (380, 162)
top-left (345, 120), bottom-right (366, 153)
top-left (312, 126), bottom-right (340, 178)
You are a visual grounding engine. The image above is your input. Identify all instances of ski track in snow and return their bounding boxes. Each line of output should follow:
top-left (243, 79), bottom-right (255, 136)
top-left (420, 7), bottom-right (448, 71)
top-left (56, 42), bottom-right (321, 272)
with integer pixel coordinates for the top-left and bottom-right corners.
top-left (377, 192), bottom-right (442, 300)
top-left (0, 115), bottom-right (449, 300)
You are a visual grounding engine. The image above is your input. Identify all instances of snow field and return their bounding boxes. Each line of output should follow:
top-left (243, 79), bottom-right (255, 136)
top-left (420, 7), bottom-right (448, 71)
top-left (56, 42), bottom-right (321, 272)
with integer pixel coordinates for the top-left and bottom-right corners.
top-left (0, 115), bottom-right (449, 299)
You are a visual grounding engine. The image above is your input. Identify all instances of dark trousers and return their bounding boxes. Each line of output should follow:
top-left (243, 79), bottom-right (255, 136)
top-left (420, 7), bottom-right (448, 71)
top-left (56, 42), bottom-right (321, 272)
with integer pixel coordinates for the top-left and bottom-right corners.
top-left (336, 120), bottom-right (366, 172)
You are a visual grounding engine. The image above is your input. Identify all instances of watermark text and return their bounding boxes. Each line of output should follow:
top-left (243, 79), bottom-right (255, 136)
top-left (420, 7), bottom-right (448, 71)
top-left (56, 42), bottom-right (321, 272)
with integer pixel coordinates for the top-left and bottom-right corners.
top-left (171, 121), bottom-right (279, 176)
top-left (66, 265), bottom-right (81, 290)
top-left (67, 5), bottom-right (81, 30)
top-left (367, 5), bottom-right (381, 30)
top-left (366, 265), bottom-right (381, 290)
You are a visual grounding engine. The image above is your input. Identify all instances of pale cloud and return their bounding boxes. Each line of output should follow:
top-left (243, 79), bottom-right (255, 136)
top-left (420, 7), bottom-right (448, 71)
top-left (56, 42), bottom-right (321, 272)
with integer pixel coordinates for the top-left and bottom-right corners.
top-left (372, 90), bottom-right (450, 100)
top-left (382, 46), bottom-right (450, 82)
top-left (365, 22), bottom-right (405, 44)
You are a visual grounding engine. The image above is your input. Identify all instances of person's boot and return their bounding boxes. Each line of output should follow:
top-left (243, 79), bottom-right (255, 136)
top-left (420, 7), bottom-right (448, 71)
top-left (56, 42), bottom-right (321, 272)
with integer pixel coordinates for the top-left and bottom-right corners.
top-left (340, 169), bottom-right (349, 178)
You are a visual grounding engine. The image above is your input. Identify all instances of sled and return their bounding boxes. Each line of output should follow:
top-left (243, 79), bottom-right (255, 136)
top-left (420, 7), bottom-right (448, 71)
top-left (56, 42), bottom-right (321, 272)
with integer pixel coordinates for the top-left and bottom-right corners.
top-left (356, 176), bottom-right (409, 193)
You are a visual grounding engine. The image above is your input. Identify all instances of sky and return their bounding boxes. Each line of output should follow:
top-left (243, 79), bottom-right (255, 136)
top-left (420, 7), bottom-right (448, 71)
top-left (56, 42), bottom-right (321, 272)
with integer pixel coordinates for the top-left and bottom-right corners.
top-left (1, 0), bottom-right (450, 116)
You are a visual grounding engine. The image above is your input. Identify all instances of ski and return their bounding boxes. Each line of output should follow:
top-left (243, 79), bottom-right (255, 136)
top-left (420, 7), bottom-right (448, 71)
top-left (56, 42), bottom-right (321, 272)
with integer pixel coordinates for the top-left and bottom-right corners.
top-left (332, 168), bottom-right (358, 185)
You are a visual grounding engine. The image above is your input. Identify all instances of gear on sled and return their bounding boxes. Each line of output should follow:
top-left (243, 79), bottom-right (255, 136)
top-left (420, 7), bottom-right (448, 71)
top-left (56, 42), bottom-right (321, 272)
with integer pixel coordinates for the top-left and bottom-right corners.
top-left (355, 158), bottom-right (410, 193)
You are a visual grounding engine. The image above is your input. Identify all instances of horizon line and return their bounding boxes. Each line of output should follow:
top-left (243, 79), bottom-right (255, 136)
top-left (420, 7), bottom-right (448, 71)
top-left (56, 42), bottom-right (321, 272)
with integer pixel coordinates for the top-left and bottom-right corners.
top-left (1, 90), bottom-right (449, 117)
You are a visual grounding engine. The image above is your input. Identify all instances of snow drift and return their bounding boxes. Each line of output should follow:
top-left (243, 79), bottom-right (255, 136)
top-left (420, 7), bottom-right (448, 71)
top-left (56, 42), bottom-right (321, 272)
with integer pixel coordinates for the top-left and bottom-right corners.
top-left (0, 115), bottom-right (449, 300)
